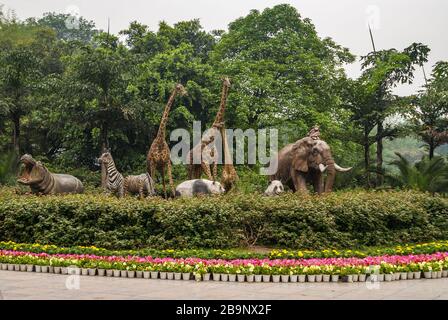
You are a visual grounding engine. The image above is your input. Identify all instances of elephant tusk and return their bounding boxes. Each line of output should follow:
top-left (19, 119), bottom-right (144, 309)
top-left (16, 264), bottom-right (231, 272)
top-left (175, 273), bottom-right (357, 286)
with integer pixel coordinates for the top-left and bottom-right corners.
top-left (335, 163), bottom-right (352, 172)
top-left (319, 164), bottom-right (328, 173)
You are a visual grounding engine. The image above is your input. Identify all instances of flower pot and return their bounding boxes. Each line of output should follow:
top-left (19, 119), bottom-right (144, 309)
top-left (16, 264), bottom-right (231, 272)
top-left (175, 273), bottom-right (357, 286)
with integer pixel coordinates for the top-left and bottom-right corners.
top-left (0, 264), bottom-right (7, 271)
top-left (228, 274), bottom-right (236, 282)
top-left (400, 272), bottom-right (407, 280)
top-left (150, 271), bottom-right (158, 279)
top-left (120, 270), bottom-right (127, 278)
top-left (342, 275), bottom-right (352, 283)
top-left (246, 275), bottom-right (254, 282)
top-left (280, 275), bottom-right (289, 283)
top-left (272, 275), bottom-right (280, 283)
top-left (315, 274), bottom-right (323, 282)
top-left (212, 273), bottom-right (220, 281)
top-left (106, 270), bottom-right (114, 277)
top-left (167, 272), bottom-right (174, 280)
top-left (20, 264), bottom-right (27, 272)
top-left (6, 264), bottom-right (13, 271)
top-left (81, 268), bottom-right (88, 276)
top-left (203, 273), bottom-right (211, 281)
top-left (331, 275), bottom-right (339, 282)
top-left (182, 273), bottom-right (191, 281)
top-left (437, 271), bottom-right (442, 278)
top-left (221, 274), bottom-right (229, 282)
top-left (174, 272), bottom-right (182, 280)
top-left (414, 272), bottom-right (421, 279)
top-left (41, 266), bottom-right (49, 273)
top-left (385, 274), bottom-right (393, 282)
top-left (135, 271), bottom-right (142, 278)
top-left (26, 264), bottom-right (34, 272)
top-left (442, 271), bottom-right (448, 278)
top-left (14, 264), bottom-right (20, 271)
top-left (290, 275), bottom-right (298, 283)
top-left (307, 275), bottom-right (316, 282)
top-left (431, 272), bottom-right (437, 279)
top-left (127, 271), bottom-right (135, 278)
top-left (262, 275), bottom-right (271, 282)
top-left (393, 273), bottom-right (400, 281)
top-left (254, 275), bottom-right (262, 282)
top-left (298, 275), bottom-right (306, 283)
top-left (61, 267), bottom-right (68, 275)
top-left (407, 272), bottom-right (414, 280)
top-left (323, 275), bottom-right (330, 282)
top-left (113, 270), bottom-right (121, 277)
top-left (98, 269), bottom-right (106, 277)
top-left (352, 274), bottom-right (359, 282)
top-left (143, 271), bottom-right (150, 279)
top-left (53, 267), bottom-right (61, 274)
top-left (359, 274), bottom-right (366, 282)
top-left (35, 265), bottom-right (42, 273)
top-left (160, 272), bottom-right (167, 280)
top-left (378, 274), bottom-right (385, 282)
top-left (237, 275), bottom-right (246, 282)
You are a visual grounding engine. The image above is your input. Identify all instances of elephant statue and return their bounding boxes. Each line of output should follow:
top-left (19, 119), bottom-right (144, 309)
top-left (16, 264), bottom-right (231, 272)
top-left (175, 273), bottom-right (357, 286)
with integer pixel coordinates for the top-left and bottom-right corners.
top-left (268, 137), bottom-right (351, 194)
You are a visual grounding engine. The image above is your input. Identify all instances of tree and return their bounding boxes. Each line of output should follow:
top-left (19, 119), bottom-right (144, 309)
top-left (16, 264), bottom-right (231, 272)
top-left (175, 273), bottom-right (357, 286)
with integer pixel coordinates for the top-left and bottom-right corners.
top-left (211, 4), bottom-right (355, 147)
top-left (0, 20), bottom-right (57, 154)
top-left (407, 61), bottom-right (448, 159)
top-left (359, 43), bottom-right (430, 186)
top-left (388, 152), bottom-right (448, 194)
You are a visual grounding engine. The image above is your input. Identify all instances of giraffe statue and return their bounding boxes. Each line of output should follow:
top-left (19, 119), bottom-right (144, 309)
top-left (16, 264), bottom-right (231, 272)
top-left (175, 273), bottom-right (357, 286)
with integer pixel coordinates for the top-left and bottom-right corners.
top-left (147, 83), bottom-right (186, 198)
top-left (220, 124), bottom-right (238, 191)
top-left (187, 77), bottom-right (231, 181)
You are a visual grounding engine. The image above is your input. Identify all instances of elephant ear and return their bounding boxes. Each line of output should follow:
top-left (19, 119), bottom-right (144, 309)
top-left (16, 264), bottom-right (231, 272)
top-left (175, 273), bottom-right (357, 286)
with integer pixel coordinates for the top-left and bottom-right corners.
top-left (291, 142), bottom-right (309, 173)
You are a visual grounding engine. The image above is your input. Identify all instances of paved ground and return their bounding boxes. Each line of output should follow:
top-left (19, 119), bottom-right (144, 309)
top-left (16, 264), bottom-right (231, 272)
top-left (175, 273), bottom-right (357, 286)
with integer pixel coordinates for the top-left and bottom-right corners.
top-left (0, 270), bottom-right (447, 300)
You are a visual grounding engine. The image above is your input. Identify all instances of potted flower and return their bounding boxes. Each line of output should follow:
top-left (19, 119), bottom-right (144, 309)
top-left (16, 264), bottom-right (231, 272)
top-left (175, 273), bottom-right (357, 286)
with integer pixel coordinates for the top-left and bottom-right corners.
top-left (297, 266), bottom-right (306, 283)
top-left (358, 266), bottom-right (368, 282)
top-left (112, 262), bottom-right (122, 277)
top-left (419, 262), bottom-right (432, 279)
top-left (277, 266), bottom-right (289, 283)
top-left (340, 266), bottom-right (353, 283)
top-left (289, 266), bottom-right (298, 283)
top-left (194, 262), bottom-right (208, 281)
top-left (210, 264), bottom-right (224, 281)
top-left (182, 264), bottom-right (192, 281)
top-left (261, 264), bottom-right (271, 283)
top-left (331, 267), bottom-right (340, 282)
top-left (270, 266), bottom-right (281, 283)
top-left (126, 263), bottom-right (137, 278)
top-left (243, 263), bottom-right (255, 282)
top-left (253, 266), bottom-right (263, 283)
top-left (97, 260), bottom-right (110, 277)
top-left (135, 264), bottom-right (144, 278)
top-left (443, 260), bottom-right (448, 278)
top-left (431, 261), bottom-right (442, 279)
top-left (227, 264), bottom-right (237, 282)
top-left (398, 265), bottom-right (408, 280)
top-left (381, 263), bottom-right (394, 282)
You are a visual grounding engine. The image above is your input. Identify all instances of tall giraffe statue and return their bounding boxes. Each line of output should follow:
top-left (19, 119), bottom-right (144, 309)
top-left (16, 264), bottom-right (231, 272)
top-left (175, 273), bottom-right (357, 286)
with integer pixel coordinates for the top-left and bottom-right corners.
top-left (220, 124), bottom-right (238, 191)
top-left (147, 83), bottom-right (186, 198)
top-left (187, 77), bottom-right (231, 181)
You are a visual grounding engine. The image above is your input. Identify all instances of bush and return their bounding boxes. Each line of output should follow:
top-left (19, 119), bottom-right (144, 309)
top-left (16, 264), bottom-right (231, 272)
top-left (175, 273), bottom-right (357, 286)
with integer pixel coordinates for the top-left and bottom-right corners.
top-left (0, 188), bottom-right (447, 250)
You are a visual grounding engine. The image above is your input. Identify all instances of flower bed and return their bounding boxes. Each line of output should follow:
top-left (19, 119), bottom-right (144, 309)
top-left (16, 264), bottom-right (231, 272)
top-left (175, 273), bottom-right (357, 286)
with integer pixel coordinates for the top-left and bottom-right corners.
top-left (1, 240), bottom-right (448, 260)
top-left (1, 249), bottom-right (447, 283)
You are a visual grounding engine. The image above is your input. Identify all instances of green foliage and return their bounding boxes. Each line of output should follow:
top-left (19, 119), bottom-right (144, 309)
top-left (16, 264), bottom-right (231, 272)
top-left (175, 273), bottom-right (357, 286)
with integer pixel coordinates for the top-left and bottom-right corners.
top-left (387, 153), bottom-right (448, 193)
top-left (0, 151), bottom-right (16, 185)
top-left (0, 189), bottom-right (446, 250)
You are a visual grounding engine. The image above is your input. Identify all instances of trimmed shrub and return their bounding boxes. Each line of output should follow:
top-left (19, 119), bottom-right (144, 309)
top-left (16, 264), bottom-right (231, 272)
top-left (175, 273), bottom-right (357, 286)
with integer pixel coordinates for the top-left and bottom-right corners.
top-left (0, 188), bottom-right (447, 249)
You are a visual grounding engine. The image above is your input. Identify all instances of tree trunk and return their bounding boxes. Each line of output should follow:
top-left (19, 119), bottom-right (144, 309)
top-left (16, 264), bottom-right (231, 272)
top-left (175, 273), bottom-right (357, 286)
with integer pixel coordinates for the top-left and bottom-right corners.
top-left (429, 136), bottom-right (435, 160)
top-left (363, 129), bottom-right (371, 188)
top-left (376, 121), bottom-right (384, 187)
top-left (12, 114), bottom-right (20, 155)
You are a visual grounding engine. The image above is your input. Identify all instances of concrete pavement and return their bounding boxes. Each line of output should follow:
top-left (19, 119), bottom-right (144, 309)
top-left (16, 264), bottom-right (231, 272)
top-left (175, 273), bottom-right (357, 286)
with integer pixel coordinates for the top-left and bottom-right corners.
top-left (0, 270), bottom-right (447, 300)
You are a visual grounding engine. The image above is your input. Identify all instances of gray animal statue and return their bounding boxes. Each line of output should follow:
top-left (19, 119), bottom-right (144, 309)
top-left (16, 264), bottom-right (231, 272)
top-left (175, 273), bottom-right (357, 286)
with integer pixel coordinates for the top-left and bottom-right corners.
top-left (175, 179), bottom-right (225, 198)
top-left (264, 180), bottom-right (285, 196)
top-left (124, 173), bottom-right (156, 199)
top-left (17, 154), bottom-right (84, 194)
top-left (97, 152), bottom-right (124, 198)
top-left (268, 136), bottom-right (351, 194)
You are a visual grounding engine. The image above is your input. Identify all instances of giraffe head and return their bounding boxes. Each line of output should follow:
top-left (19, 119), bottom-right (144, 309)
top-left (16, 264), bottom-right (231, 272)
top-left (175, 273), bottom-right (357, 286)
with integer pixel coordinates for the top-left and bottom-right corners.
top-left (222, 77), bottom-right (231, 88)
top-left (175, 83), bottom-right (188, 96)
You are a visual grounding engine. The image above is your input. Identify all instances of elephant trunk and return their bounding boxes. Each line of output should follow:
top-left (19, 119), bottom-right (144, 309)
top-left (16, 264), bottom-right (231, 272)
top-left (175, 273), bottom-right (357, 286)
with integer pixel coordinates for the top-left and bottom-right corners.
top-left (324, 158), bottom-right (336, 193)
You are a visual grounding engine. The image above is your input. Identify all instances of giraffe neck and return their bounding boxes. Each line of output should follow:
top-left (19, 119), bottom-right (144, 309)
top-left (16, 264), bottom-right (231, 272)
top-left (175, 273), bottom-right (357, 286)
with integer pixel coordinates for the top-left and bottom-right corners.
top-left (220, 126), bottom-right (233, 166)
top-left (213, 82), bottom-right (230, 128)
top-left (156, 88), bottom-right (178, 140)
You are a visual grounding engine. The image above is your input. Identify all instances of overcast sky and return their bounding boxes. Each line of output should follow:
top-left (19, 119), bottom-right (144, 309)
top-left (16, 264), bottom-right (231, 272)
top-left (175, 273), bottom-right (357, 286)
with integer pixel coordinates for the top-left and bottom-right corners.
top-left (2, 0), bottom-right (447, 96)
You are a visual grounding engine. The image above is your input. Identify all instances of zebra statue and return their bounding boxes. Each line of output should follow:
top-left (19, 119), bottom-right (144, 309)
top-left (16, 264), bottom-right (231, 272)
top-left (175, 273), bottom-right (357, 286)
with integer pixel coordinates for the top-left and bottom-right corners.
top-left (98, 152), bottom-right (124, 198)
top-left (124, 173), bottom-right (156, 199)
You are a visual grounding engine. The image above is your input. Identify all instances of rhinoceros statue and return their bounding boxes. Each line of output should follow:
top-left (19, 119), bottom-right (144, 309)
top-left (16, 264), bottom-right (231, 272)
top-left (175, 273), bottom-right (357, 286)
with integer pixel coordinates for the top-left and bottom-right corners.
top-left (17, 154), bottom-right (84, 195)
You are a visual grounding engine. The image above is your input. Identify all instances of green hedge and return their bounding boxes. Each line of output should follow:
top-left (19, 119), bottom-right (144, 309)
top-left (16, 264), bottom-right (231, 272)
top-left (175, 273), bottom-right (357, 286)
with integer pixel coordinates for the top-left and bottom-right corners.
top-left (0, 188), bottom-right (447, 250)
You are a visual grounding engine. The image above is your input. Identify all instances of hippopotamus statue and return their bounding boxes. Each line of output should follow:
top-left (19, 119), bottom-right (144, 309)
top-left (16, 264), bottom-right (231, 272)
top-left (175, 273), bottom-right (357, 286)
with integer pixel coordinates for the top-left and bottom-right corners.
top-left (264, 180), bottom-right (285, 196)
top-left (175, 179), bottom-right (225, 198)
top-left (17, 154), bottom-right (84, 195)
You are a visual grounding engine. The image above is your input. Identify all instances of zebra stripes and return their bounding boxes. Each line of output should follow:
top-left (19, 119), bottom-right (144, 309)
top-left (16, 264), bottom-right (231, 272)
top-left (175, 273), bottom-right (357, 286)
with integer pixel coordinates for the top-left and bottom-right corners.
top-left (99, 152), bottom-right (124, 198)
